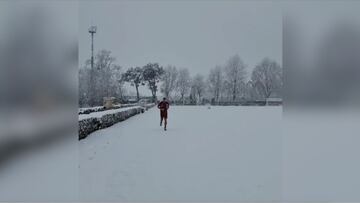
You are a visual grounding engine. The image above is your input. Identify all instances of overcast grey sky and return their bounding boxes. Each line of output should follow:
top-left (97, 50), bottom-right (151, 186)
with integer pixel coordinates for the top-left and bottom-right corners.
top-left (79, 0), bottom-right (281, 95)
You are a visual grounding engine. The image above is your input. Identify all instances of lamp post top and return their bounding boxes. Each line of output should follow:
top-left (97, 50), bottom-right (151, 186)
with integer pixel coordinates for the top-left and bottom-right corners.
top-left (88, 25), bottom-right (97, 34)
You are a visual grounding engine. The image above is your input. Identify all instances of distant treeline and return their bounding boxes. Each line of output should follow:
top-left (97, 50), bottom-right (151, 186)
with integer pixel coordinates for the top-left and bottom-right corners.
top-left (79, 50), bottom-right (282, 107)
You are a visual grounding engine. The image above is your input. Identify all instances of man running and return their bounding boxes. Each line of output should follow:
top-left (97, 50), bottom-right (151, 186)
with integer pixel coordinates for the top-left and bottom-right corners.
top-left (157, 97), bottom-right (169, 131)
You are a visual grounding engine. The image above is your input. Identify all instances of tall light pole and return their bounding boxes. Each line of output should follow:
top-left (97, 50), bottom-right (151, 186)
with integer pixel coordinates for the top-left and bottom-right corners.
top-left (89, 26), bottom-right (97, 71)
top-left (88, 25), bottom-right (97, 106)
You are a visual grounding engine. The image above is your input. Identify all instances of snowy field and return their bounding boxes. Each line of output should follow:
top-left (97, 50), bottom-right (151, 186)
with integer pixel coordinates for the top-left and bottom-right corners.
top-left (79, 106), bottom-right (282, 202)
top-left (2, 106), bottom-right (357, 202)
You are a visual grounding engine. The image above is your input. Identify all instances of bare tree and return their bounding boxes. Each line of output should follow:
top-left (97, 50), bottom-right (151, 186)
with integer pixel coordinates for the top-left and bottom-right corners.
top-left (207, 65), bottom-right (223, 103)
top-left (161, 65), bottom-right (178, 99)
top-left (251, 58), bottom-right (282, 99)
top-left (224, 54), bottom-right (247, 101)
top-left (176, 68), bottom-right (191, 104)
top-left (192, 74), bottom-right (206, 104)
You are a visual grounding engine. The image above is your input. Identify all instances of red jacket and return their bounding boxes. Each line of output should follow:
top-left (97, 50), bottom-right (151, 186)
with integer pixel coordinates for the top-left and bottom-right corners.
top-left (158, 101), bottom-right (169, 111)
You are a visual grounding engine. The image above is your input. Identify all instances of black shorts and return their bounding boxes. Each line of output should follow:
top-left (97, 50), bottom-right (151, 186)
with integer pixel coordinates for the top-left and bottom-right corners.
top-left (160, 110), bottom-right (168, 119)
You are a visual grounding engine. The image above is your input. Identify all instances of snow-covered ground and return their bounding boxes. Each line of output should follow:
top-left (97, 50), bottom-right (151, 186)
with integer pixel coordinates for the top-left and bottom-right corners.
top-left (79, 106), bottom-right (282, 202)
top-left (282, 111), bottom-right (360, 202)
top-left (2, 106), bottom-right (359, 202)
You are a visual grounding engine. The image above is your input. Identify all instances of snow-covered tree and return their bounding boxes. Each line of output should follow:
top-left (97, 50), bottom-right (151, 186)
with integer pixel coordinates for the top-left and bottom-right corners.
top-left (79, 49), bottom-right (124, 107)
top-left (143, 63), bottom-right (164, 102)
top-left (192, 74), bottom-right (206, 105)
top-left (122, 67), bottom-right (144, 101)
top-left (79, 64), bottom-right (90, 107)
top-left (96, 50), bottom-right (116, 98)
top-left (224, 54), bottom-right (247, 101)
top-left (251, 58), bottom-right (282, 99)
top-left (176, 68), bottom-right (191, 104)
top-left (244, 80), bottom-right (257, 100)
top-left (207, 65), bottom-right (223, 103)
top-left (160, 65), bottom-right (178, 100)
top-left (111, 65), bottom-right (126, 100)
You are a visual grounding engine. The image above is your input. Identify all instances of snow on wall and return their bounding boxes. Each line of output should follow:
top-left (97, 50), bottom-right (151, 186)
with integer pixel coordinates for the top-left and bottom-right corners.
top-left (78, 103), bottom-right (139, 115)
top-left (79, 104), bottom-right (154, 140)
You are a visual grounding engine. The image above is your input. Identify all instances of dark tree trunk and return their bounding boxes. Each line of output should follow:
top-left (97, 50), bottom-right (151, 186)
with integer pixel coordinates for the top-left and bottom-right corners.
top-left (135, 84), bottom-right (140, 101)
top-left (152, 91), bottom-right (156, 102)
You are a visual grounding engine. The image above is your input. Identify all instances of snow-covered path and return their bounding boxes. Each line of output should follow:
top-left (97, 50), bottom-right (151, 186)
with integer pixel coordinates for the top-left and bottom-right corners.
top-left (79, 106), bottom-right (282, 202)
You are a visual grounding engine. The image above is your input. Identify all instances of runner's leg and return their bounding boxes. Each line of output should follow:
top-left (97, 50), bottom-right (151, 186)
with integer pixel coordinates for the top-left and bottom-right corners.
top-left (160, 111), bottom-right (163, 126)
top-left (164, 111), bottom-right (167, 130)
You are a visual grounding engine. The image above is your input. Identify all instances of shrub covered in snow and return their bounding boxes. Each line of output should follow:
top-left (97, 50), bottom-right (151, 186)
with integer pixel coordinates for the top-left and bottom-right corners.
top-left (78, 103), bottom-right (139, 115)
top-left (79, 104), bottom-right (154, 139)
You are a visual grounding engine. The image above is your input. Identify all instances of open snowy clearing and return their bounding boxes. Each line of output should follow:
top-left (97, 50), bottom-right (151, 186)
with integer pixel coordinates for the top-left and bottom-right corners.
top-left (79, 106), bottom-right (282, 202)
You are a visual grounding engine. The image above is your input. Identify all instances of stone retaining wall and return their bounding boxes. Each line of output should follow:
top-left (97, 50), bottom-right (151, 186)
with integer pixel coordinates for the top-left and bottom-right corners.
top-left (79, 104), bottom-right (154, 140)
